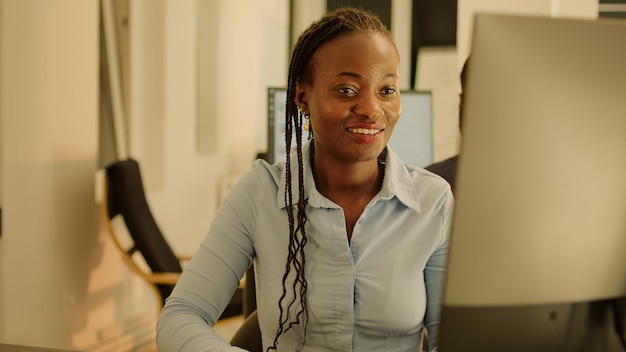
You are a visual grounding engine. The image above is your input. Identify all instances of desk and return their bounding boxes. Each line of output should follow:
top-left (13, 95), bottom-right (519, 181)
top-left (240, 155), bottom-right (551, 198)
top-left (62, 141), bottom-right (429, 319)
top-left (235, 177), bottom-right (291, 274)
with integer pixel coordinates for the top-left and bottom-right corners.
top-left (0, 344), bottom-right (83, 352)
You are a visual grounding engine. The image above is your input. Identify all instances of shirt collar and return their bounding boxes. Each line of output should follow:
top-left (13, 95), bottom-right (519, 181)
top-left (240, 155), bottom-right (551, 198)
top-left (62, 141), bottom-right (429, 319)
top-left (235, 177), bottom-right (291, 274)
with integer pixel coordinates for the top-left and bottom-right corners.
top-left (377, 145), bottom-right (421, 213)
top-left (277, 141), bottom-right (421, 213)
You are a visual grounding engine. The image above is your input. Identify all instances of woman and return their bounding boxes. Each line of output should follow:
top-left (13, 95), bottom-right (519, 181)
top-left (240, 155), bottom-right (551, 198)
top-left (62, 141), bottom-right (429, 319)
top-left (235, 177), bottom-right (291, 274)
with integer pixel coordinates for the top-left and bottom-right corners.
top-left (157, 7), bottom-right (453, 352)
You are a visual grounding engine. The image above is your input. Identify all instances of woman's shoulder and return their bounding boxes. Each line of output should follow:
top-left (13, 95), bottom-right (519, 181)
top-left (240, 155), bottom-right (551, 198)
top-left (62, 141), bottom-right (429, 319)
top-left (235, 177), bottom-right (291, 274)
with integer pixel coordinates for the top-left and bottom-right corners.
top-left (386, 147), bottom-right (451, 192)
top-left (236, 158), bottom-right (285, 190)
top-left (252, 158), bottom-right (284, 177)
top-left (409, 164), bottom-right (449, 184)
top-left (403, 163), bottom-right (453, 198)
top-left (220, 159), bottom-right (285, 208)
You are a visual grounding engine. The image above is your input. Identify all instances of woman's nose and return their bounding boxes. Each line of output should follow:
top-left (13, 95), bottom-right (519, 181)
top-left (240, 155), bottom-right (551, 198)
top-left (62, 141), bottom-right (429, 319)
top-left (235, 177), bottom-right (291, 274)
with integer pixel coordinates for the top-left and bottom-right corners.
top-left (353, 92), bottom-right (384, 119)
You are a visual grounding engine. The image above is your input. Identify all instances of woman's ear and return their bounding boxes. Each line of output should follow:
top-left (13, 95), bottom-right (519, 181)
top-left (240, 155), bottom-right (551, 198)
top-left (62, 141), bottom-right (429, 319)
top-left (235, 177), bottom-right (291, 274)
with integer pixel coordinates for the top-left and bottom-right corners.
top-left (294, 82), bottom-right (309, 113)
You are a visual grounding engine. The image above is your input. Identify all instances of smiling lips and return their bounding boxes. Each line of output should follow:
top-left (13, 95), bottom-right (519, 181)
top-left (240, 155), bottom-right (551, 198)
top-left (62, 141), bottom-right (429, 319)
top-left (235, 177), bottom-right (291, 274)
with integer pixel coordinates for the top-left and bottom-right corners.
top-left (347, 127), bottom-right (383, 135)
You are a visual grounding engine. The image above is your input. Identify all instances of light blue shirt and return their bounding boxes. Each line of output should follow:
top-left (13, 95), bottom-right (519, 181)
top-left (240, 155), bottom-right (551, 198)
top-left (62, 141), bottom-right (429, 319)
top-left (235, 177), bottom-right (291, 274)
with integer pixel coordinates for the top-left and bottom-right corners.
top-left (157, 141), bottom-right (453, 352)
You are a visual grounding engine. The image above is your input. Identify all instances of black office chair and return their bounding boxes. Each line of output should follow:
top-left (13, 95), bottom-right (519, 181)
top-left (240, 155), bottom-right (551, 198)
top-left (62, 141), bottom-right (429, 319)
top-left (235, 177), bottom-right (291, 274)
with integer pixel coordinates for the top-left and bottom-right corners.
top-left (101, 158), bottom-right (243, 318)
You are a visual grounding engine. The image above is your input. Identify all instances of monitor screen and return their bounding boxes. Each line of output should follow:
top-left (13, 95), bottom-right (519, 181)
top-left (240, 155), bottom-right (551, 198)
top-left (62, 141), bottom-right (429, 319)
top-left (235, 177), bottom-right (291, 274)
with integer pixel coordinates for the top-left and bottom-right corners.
top-left (438, 14), bottom-right (626, 351)
top-left (265, 87), bottom-right (433, 167)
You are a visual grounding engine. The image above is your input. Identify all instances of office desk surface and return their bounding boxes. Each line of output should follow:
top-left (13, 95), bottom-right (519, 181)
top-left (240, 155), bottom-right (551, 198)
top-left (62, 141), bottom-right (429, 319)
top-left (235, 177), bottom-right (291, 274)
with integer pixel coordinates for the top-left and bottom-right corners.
top-left (0, 344), bottom-right (83, 352)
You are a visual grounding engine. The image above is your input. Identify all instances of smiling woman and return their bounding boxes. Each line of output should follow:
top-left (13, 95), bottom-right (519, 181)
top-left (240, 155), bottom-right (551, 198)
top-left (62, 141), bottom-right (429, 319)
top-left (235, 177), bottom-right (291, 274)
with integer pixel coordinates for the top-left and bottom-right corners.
top-left (156, 7), bottom-right (453, 352)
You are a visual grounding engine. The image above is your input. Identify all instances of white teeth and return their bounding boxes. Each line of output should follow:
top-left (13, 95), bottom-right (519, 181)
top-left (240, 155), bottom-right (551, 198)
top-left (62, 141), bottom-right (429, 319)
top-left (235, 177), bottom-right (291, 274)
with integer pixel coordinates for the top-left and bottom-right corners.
top-left (348, 128), bottom-right (381, 135)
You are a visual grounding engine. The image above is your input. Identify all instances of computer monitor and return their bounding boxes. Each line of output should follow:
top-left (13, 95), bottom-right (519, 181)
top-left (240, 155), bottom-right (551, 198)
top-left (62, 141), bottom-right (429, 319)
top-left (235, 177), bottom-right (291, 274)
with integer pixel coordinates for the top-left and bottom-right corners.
top-left (438, 14), bottom-right (626, 351)
top-left (265, 87), bottom-right (433, 167)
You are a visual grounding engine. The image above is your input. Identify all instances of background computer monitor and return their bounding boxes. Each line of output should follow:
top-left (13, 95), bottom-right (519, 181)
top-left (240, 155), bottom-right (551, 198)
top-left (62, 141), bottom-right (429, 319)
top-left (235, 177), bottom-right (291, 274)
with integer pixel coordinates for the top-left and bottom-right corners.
top-left (438, 14), bottom-right (626, 351)
top-left (265, 87), bottom-right (433, 167)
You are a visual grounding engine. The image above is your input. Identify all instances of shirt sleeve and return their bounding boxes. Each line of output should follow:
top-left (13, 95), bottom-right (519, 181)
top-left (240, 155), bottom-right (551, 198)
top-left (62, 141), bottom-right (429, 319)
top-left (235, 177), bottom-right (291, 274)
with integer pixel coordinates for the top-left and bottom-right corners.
top-left (423, 186), bottom-right (454, 351)
top-left (156, 166), bottom-right (262, 352)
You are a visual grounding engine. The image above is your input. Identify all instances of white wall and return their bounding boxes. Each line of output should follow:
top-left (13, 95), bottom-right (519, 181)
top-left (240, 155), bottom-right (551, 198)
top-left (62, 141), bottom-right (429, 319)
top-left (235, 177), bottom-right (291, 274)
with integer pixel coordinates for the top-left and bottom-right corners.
top-left (0, 0), bottom-right (290, 348)
top-left (0, 0), bottom-right (4, 339)
top-left (0, 0), bottom-right (162, 350)
top-left (1, 0), bottom-right (104, 348)
top-left (134, 0), bottom-right (290, 255)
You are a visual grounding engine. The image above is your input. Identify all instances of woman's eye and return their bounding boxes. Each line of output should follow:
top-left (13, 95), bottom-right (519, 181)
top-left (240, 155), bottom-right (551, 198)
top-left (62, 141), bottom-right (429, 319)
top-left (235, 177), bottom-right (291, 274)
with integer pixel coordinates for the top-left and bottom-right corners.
top-left (381, 87), bottom-right (397, 96)
top-left (337, 87), bottom-right (357, 96)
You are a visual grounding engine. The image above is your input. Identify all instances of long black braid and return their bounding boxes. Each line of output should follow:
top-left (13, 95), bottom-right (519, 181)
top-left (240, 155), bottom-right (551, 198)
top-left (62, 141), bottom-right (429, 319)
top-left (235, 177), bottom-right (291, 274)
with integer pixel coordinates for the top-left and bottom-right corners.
top-left (268, 7), bottom-right (393, 351)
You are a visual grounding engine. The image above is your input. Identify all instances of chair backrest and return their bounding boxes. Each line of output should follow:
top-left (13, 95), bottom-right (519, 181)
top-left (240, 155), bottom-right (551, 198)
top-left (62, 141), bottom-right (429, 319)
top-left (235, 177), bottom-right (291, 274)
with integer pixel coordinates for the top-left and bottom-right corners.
top-left (230, 310), bottom-right (262, 352)
top-left (105, 158), bottom-right (182, 303)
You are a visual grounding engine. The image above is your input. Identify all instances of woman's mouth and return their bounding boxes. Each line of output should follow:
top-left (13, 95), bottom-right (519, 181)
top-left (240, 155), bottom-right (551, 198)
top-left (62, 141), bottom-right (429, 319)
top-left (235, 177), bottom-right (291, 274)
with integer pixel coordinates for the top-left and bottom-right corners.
top-left (347, 127), bottom-right (383, 135)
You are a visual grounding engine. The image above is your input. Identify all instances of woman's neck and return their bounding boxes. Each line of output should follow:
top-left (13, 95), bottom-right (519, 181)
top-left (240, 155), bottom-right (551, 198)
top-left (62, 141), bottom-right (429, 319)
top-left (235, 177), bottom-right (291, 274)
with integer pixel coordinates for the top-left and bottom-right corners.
top-left (311, 152), bottom-right (384, 203)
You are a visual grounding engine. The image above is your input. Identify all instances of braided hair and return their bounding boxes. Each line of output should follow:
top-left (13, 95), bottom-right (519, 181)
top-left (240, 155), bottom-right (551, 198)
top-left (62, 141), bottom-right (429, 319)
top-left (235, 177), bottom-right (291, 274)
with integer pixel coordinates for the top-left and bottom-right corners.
top-left (268, 6), bottom-right (394, 351)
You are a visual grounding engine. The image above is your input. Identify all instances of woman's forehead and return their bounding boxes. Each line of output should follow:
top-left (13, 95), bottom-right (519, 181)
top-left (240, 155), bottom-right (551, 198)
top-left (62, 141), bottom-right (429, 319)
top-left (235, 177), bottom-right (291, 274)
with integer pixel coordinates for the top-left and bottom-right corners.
top-left (309, 32), bottom-right (399, 78)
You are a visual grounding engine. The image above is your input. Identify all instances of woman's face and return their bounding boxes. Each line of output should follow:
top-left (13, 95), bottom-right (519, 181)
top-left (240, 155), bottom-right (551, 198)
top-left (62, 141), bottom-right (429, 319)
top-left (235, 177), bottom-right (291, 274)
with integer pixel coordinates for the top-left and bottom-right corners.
top-left (296, 32), bottom-right (402, 165)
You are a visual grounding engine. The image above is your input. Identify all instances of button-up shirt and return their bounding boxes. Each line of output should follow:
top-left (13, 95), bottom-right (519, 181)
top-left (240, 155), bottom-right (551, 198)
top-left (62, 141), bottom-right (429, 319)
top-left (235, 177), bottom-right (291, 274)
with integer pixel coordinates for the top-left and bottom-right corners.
top-left (157, 141), bottom-right (453, 352)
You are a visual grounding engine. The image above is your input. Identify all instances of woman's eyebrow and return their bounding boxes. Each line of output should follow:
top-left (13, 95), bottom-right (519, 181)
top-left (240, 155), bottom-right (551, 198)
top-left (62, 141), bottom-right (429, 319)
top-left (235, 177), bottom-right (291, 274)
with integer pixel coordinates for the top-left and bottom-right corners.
top-left (384, 73), bottom-right (399, 80)
top-left (338, 71), bottom-right (361, 80)
top-left (337, 72), bottom-right (399, 80)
